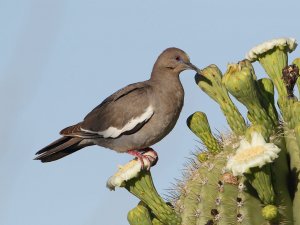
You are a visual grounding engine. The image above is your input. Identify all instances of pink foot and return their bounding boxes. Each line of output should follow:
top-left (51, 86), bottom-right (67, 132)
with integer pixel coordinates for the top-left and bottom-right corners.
top-left (127, 148), bottom-right (158, 170)
top-left (142, 148), bottom-right (158, 167)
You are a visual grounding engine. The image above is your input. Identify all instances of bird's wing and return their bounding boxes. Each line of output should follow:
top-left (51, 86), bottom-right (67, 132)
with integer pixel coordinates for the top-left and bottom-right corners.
top-left (60, 82), bottom-right (154, 138)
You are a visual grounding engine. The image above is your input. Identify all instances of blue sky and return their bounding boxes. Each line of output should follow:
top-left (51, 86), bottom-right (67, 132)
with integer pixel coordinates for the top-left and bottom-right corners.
top-left (1, 1), bottom-right (300, 225)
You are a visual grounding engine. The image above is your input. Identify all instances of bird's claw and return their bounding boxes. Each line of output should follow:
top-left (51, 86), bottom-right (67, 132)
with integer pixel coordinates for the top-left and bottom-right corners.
top-left (141, 150), bottom-right (158, 171)
top-left (127, 148), bottom-right (158, 171)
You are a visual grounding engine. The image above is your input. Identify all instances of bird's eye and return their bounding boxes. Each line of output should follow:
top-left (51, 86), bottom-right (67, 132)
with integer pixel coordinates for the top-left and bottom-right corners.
top-left (175, 56), bottom-right (181, 61)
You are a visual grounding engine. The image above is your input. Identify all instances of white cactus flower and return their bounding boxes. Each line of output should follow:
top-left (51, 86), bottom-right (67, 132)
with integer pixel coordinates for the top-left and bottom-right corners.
top-left (246, 38), bottom-right (297, 62)
top-left (226, 132), bottom-right (281, 176)
top-left (106, 151), bottom-right (157, 190)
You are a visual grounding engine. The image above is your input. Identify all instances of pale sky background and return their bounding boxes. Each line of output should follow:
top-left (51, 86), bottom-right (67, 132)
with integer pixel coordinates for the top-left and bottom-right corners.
top-left (1, 1), bottom-right (300, 225)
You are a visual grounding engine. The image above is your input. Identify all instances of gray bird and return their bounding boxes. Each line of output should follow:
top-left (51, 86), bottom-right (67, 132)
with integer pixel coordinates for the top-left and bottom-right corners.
top-left (35, 48), bottom-right (198, 168)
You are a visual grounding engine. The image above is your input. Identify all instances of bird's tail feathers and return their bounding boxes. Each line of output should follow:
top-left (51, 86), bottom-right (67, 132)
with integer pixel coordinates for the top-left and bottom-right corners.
top-left (34, 136), bottom-right (92, 163)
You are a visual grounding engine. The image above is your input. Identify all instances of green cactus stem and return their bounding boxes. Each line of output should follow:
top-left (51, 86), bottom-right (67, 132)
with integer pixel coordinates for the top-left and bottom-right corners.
top-left (152, 218), bottom-right (164, 225)
top-left (107, 152), bottom-right (180, 225)
top-left (255, 47), bottom-right (288, 96)
top-left (195, 65), bottom-right (247, 135)
top-left (276, 65), bottom-right (300, 224)
top-left (259, 46), bottom-right (300, 223)
top-left (277, 65), bottom-right (300, 224)
top-left (278, 108), bottom-right (299, 215)
top-left (278, 96), bottom-right (297, 128)
top-left (216, 173), bottom-right (239, 225)
top-left (125, 171), bottom-right (181, 225)
top-left (292, 58), bottom-right (300, 96)
top-left (176, 146), bottom-right (269, 225)
top-left (293, 102), bottom-right (300, 125)
top-left (292, 102), bottom-right (300, 172)
top-left (297, 79), bottom-right (300, 97)
top-left (256, 78), bottom-right (278, 125)
top-left (257, 78), bottom-right (275, 107)
top-left (127, 203), bottom-right (153, 225)
top-left (246, 111), bottom-right (255, 124)
top-left (236, 178), bottom-right (267, 225)
top-left (128, 202), bottom-right (165, 225)
top-left (246, 166), bottom-right (275, 205)
top-left (187, 111), bottom-right (221, 154)
top-left (178, 152), bottom-right (228, 225)
top-left (270, 135), bottom-right (293, 224)
top-left (282, 128), bottom-right (300, 224)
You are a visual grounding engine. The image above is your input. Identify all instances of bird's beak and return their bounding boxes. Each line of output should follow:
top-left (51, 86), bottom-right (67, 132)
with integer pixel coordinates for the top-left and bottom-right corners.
top-left (185, 62), bottom-right (199, 72)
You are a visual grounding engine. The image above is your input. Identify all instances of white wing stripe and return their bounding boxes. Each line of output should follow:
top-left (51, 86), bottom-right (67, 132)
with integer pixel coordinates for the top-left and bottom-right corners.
top-left (81, 105), bottom-right (154, 138)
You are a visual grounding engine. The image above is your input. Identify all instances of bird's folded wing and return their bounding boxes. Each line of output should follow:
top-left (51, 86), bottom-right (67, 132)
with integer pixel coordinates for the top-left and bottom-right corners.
top-left (60, 82), bottom-right (154, 138)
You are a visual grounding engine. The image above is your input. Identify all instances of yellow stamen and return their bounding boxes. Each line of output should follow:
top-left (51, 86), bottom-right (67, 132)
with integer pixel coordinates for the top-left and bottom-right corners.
top-left (234, 146), bottom-right (265, 161)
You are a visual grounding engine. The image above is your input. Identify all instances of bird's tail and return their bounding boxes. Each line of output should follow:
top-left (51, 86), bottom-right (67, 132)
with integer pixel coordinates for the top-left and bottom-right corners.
top-left (34, 136), bottom-right (93, 163)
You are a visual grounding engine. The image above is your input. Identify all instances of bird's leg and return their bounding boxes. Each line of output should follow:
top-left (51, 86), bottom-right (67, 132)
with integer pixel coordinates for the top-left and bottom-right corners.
top-left (127, 150), bottom-right (147, 170)
top-left (141, 147), bottom-right (158, 167)
top-left (127, 148), bottom-right (158, 170)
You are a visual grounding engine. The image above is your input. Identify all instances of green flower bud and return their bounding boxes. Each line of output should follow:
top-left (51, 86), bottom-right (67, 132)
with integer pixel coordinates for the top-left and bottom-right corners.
top-left (187, 112), bottom-right (221, 153)
top-left (127, 204), bottom-right (152, 225)
top-left (223, 62), bottom-right (274, 135)
top-left (197, 152), bottom-right (209, 162)
top-left (261, 204), bottom-right (278, 221)
top-left (223, 63), bottom-right (258, 105)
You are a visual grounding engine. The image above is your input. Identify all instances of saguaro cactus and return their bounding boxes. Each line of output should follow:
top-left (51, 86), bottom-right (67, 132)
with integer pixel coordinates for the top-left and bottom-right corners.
top-left (108, 37), bottom-right (300, 225)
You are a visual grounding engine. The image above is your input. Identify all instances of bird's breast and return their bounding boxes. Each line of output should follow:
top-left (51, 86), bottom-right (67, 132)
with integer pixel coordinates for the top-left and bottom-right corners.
top-left (146, 83), bottom-right (184, 141)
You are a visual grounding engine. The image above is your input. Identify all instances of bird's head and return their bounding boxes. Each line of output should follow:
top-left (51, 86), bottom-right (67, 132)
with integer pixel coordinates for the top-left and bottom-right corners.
top-left (152, 48), bottom-right (199, 76)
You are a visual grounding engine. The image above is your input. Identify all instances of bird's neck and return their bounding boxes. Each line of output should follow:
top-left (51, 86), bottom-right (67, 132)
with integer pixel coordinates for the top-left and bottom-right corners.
top-left (149, 69), bottom-right (183, 94)
top-left (150, 67), bottom-right (180, 82)
top-left (149, 69), bottom-right (184, 112)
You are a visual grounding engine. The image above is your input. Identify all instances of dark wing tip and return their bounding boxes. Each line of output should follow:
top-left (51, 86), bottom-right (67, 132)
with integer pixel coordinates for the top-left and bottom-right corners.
top-left (33, 155), bottom-right (51, 163)
top-left (33, 154), bottom-right (46, 162)
top-left (33, 156), bottom-right (43, 161)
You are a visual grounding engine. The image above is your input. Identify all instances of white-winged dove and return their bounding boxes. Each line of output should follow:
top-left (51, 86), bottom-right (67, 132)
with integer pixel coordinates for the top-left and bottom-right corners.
top-left (35, 48), bottom-right (198, 169)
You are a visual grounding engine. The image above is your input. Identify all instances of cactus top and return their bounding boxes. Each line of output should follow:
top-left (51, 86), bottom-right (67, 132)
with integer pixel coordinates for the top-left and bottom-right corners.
top-left (245, 37), bottom-right (297, 62)
top-left (106, 150), bottom-right (158, 190)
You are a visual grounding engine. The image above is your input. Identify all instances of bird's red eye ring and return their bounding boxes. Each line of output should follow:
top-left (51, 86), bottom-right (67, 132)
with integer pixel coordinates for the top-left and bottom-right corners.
top-left (175, 56), bottom-right (181, 61)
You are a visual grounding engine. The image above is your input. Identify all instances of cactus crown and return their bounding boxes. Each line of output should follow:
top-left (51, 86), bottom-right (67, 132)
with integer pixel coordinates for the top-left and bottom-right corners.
top-left (109, 37), bottom-right (300, 225)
